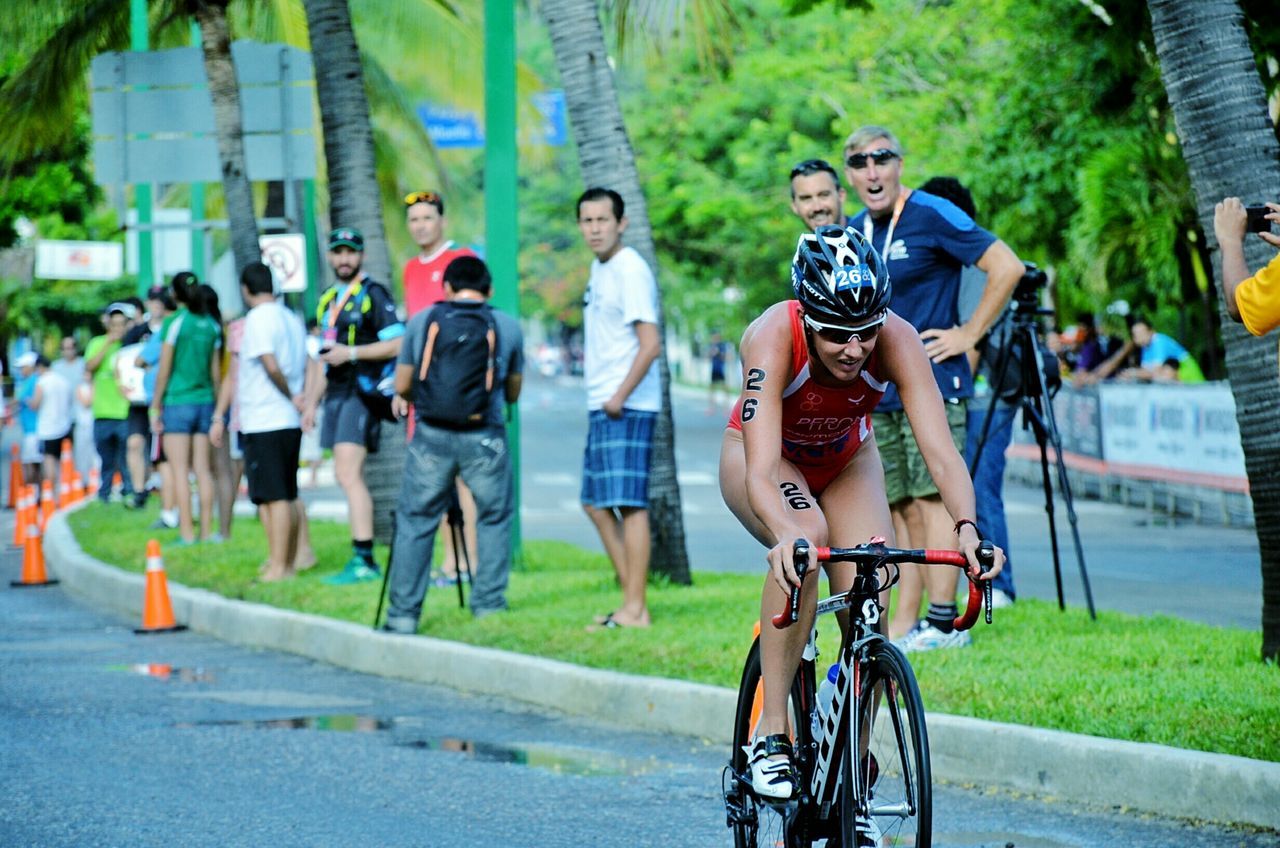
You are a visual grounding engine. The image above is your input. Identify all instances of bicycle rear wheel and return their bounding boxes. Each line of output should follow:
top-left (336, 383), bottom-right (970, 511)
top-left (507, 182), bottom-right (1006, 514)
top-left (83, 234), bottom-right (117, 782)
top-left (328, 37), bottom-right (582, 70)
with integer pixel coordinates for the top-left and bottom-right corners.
top-left (728, 637), bottom-right (814, 848)
top-left (842, 641), bottom-right (931, 847)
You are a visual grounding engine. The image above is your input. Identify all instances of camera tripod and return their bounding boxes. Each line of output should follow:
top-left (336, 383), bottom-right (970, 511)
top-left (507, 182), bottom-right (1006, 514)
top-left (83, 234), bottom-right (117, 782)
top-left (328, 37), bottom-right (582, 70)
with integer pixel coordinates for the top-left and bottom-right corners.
top-left (970, 304), bottom-right (1097, 620)
top-left (372, 490), bottom-right (475, 628)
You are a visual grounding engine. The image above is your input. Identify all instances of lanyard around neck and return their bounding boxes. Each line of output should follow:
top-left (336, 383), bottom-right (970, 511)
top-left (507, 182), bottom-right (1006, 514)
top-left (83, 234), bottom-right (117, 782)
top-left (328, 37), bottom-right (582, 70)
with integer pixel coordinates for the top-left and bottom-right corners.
top-left (326, 277), bottom-right (363, 328)
top-left (862, 187), bottom-right (912, 257)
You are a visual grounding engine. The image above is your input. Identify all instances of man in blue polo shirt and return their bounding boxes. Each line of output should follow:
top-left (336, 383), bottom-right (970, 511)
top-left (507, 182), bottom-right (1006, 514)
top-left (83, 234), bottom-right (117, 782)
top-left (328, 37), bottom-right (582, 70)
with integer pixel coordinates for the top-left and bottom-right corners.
top-left (843, 125), bottom-right (1025, 652)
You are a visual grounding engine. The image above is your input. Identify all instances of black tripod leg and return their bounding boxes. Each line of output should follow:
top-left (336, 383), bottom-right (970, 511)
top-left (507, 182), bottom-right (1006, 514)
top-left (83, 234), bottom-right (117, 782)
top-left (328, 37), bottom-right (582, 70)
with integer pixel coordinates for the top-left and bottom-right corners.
top-left (447, 486), bottom-right (472, 610)
top-left (373, 510), bottom-right (396, 629)
top-left (1029, 414), bottom-right (1067, 612)
top-left (1048, 427), bottom-right (1098, 619)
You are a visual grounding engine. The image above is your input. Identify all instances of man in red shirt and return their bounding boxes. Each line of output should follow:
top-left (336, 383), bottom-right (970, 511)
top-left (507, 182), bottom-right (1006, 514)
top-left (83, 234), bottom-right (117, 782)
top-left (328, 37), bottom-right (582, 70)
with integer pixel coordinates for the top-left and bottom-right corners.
top-left (402, 190), bottom-right (479, 585)
top-left (402, 191), bottom-right (476, 317)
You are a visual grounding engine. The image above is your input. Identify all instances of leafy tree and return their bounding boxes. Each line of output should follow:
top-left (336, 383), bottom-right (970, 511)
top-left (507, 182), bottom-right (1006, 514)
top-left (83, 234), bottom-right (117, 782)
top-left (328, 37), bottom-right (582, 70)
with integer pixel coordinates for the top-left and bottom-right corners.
top-left (1147, 0), bottom-right (1280, 662)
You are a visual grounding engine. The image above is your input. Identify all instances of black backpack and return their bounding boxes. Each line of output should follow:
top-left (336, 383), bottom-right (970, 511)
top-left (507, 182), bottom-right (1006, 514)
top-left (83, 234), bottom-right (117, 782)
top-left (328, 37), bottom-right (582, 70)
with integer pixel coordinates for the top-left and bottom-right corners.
top-left (414, 301), bottom-right (499, 430)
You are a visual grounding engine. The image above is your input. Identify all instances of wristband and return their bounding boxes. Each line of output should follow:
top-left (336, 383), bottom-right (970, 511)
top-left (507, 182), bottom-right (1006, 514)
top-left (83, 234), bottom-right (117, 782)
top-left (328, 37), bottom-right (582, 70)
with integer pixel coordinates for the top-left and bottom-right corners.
top-left (953, 518), bottom-right (980, 536)
top-left (349, 346), bottom-right (358, 363)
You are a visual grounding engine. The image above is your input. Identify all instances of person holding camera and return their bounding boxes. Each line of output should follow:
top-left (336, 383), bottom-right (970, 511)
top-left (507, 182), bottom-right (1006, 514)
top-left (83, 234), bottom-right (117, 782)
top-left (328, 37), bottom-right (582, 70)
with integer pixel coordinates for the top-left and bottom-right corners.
top-left (842, 127), bottom-right (1024, 651)
top-left (1214, 197), bottom-right (1280, 335)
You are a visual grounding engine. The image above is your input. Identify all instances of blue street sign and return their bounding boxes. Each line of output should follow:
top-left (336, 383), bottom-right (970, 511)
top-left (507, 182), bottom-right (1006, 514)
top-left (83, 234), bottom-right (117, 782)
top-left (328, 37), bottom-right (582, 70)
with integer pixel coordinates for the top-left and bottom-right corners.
top-left (417, 90), bottom-right (567, 150)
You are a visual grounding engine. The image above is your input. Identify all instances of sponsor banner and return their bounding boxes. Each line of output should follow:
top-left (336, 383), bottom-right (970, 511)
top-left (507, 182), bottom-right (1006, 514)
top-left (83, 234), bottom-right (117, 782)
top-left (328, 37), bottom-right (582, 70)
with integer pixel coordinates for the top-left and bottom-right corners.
top-left (35, 240), bottom-right (124, 281)
top-left (1099, 382), bottom-right (1245, 479)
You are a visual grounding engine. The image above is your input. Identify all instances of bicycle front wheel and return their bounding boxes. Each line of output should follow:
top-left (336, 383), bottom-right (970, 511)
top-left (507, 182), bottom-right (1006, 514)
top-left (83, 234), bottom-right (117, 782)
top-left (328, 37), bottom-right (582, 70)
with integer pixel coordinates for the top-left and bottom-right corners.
top-left (729, 637), bottom-right (814, 848)
top-left (843, 641), bottom-right (931, 848)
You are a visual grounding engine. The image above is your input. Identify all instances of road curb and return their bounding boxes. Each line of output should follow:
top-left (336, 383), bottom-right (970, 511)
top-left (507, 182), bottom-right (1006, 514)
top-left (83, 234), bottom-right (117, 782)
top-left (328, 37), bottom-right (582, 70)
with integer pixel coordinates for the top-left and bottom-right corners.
top-left (43, 507), bottom-right (1280, 831)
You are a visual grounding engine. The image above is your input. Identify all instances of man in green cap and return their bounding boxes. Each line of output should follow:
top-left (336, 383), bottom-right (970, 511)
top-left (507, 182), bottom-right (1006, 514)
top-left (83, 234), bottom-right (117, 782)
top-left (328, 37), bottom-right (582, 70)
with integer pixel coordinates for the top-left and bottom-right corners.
top-left (302, 227), bottom-right (405, 584)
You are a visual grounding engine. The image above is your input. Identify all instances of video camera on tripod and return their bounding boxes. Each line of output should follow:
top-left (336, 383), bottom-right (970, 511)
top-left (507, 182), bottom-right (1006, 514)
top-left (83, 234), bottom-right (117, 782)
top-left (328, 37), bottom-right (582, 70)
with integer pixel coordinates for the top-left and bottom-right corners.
top-left (982, 262), bottom-right (1061, 402)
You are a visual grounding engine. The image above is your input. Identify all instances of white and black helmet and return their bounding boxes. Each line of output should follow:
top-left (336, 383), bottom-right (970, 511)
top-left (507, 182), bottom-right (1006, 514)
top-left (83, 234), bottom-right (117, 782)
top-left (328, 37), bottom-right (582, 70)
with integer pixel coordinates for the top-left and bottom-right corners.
top-left (791, 224), bottom-right (891, 325)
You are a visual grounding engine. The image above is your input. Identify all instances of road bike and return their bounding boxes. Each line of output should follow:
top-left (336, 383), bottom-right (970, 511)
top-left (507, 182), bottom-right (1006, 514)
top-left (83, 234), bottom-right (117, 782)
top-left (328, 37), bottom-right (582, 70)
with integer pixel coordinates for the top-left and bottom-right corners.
top-left (722, 538), bottom-right (994, 847)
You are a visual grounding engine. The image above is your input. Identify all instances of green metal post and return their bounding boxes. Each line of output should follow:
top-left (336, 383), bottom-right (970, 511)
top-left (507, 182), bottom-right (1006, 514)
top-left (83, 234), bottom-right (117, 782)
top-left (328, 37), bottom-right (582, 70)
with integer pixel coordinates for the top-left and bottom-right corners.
top-left (131, 0), bottom-right (153, 295)
top-left (189, 21), bottom-right (205, 280)
top-left (303, 179), bottom-right (320, 319)
top-left (485, 0), bottom-right (521, 559)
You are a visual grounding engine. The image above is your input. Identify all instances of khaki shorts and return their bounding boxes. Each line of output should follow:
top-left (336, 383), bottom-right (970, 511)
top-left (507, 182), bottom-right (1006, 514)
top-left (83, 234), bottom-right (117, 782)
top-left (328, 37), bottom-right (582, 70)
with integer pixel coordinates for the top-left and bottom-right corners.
top-left (873, 401), bottom-right (967, 506)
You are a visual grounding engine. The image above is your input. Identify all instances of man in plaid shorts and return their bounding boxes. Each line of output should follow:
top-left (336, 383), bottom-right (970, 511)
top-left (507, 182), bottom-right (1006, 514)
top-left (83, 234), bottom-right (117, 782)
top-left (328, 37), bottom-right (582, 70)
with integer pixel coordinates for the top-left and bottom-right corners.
top-left (576, 187), bottom-right (663, 630)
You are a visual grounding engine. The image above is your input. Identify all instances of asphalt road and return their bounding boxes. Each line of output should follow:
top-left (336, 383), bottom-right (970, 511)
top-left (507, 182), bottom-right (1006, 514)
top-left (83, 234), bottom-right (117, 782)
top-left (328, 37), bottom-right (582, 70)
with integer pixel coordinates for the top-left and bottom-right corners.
top-left (517, 372), bottom-right (1263, 630)
top-left (4, 555), bottom-right (1276, 847)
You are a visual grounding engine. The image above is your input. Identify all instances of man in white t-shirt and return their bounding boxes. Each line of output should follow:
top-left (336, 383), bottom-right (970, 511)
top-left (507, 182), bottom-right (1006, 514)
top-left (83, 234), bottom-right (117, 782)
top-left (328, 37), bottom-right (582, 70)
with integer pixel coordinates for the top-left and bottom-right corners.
top-left (28, 355), bottom-right (74, 496)
top-left (576, 187), bottom-right (663, 630)
top-left (211, 262), bottom-right (308, 582)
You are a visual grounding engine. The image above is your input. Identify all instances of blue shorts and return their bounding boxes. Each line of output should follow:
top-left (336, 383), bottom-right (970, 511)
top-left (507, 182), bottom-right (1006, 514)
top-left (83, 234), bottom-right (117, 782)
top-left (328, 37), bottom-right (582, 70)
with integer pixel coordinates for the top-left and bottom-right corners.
top-left (580, 409), bottom-right (657, 509)
top-left (162, 402), bottom-right (215, 436)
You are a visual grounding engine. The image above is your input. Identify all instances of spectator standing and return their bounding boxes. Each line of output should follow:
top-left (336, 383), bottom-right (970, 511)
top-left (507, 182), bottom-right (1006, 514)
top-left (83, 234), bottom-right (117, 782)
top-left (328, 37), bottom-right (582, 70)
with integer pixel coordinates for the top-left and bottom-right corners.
top-left (402, 190), bottom-right (477, 316)
top-left (28, 355), bottom-right (74, 493)
top-left (922, 175), bottom-right (1018, 608)
top-left (13, 352), bottom-right (42, 487)
top-left (137, 286), bottom-right (179, 530)
top-left (402, 189), bottom-right (480, 586)
top-left (85, 304), bottom-right (134, 503)
top-left (303, 227), bottom-right (404, 584)
top-left (151, 273), bottom-right (222, 545)
top-left (119, 290), bottom-right (167, 508)
top-left (706, 331), bottom-right (731, 413)
top-left (842, 126), bottom-right (1024, 650)
top-left (382, 256), bottom-right (523, 631)
top-left (576, 188), bottom-right (663, 630)
top-left (52, 336), bottom-right (94, 478)
top-left (212, 262), bottom-right (311, 581)
top-left (1214, 197), bottom-right (1280, 336)
top-left (211, 312), bottom-right (246, 541)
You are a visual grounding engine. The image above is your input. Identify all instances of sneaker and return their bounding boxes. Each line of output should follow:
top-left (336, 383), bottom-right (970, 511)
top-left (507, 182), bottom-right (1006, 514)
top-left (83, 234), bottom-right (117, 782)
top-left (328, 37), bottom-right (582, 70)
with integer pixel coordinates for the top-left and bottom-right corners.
top-left (322, 557), bottom-right (381, 585)
top-left (892, 620), bottom-right (972, 653)
top-left (744, 734), bottom-right (797, 800)
top-left (853, 814), bottom-right (882, 847)
top-left (989, 588), bottom-right (1015, 609)
top-left (379, 615), bottom-right (417, 635)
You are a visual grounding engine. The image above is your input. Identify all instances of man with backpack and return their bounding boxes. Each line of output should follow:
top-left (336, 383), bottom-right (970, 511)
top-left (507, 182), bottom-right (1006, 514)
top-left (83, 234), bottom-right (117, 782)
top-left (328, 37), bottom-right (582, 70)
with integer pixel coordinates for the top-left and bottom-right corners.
top-left (382, 256), bottom-right (523, 631)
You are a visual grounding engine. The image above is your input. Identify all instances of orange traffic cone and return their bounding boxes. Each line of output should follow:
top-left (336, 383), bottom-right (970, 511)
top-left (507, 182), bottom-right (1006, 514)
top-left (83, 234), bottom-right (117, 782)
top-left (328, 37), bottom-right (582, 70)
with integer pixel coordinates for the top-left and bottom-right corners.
top-left (59, 439), bottom-right (73, 486)
top-left (70, 473), bottom-right (86, 506)
top-left (88, 467), bottom-right (101, 498)
top-left (7, 443), bottom-right (22, 510)
top-left (39, 480), bottom-right (55, 529)
top-left (11, 513), bottom-right (57, 587)
top-left (135, 539), bottom-right (185, 634)
top-left (12, 484), bottom-right (32, 548)
top-left (58, 477), bottom-right (72, 509)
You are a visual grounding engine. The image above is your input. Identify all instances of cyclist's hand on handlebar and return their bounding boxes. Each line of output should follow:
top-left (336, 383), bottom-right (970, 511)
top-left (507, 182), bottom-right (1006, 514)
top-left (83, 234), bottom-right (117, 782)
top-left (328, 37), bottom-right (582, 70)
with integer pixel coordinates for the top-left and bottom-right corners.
top-left (957, 525), bottom-right (1003, 580)
top-left (766, 533), bottom-right (812, 594)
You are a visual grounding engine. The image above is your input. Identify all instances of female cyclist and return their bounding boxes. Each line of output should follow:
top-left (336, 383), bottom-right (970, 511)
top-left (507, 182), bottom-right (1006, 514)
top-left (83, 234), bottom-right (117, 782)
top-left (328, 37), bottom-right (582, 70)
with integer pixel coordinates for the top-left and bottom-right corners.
top-left (718, 224), bottom-right (1004, 804)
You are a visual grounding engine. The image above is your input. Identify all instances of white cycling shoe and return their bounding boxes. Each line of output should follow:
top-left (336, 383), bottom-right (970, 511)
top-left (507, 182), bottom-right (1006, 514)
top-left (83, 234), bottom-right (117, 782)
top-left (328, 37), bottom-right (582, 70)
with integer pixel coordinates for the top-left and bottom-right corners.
top-left (743, 733), bottom-right (797, 800)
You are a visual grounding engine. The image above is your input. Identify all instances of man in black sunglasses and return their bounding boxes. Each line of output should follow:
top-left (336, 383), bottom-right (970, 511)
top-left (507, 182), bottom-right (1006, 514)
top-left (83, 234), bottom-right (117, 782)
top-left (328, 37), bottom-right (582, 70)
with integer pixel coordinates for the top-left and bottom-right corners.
top-left (842, 124), bottom-right (1025, 653)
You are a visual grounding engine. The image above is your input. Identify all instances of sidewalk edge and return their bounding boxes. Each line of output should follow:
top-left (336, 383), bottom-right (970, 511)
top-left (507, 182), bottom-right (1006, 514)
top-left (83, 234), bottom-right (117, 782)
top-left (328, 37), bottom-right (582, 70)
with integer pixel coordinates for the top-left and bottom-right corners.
top-left (42, 508), bottom-right (1280, 831)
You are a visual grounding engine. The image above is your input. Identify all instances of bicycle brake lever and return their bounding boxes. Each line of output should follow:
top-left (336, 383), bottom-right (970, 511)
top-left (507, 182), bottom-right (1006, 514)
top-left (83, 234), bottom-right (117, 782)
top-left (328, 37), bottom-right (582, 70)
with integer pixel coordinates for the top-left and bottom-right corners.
top-left (977, 540), bottom-right (995, 624)
top-left (772, 539), bottom-right (810, 629)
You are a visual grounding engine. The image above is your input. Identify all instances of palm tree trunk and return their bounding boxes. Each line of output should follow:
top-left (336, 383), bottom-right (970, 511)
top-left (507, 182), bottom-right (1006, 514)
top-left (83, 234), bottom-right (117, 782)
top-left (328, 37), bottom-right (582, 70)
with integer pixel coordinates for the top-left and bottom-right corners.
top-left (300, 0), bottom-right (392, 285)
top-left (194, 1), bottom-right (260, 276)
top-left (1148, 0), bottom-right (1280, 660)
top-left (541, 0), bottom-right (691, 584)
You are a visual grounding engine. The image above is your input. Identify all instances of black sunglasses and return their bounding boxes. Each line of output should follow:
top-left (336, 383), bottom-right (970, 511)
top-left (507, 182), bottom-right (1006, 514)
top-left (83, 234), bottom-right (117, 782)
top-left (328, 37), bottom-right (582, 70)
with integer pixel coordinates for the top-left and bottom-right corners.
top-left (804, 314), bottom-right (885, 345)
top-left (845, 148), bottom-right (899, 170)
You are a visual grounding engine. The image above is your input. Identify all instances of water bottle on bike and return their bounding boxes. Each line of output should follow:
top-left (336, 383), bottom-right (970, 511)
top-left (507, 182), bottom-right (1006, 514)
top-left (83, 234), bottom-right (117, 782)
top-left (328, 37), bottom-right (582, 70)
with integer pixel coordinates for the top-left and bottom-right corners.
top-left (810, 662), bottom-right (839, 739)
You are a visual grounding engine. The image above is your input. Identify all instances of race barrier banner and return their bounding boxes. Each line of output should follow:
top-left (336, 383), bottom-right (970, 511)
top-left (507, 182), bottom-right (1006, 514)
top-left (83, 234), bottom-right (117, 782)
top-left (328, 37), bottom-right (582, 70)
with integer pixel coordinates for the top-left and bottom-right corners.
top-left (1010, 381), bottom-right (1248, 492)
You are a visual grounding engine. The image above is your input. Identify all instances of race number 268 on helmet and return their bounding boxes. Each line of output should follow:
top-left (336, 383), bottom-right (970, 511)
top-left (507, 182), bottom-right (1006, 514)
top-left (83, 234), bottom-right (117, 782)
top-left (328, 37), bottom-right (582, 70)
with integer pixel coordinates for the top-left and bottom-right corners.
top-left (791, 224), bottom-right (891, 327)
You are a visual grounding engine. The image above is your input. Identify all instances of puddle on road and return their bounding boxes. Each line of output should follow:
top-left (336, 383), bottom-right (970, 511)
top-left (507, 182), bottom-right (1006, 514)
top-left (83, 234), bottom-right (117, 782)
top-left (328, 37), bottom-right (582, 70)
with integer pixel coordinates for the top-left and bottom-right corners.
top-left (940, 833), bottom-right (1075, 848)
top-left (175, 713), bottom-right (657, 777)
top-left (106, 663), bottom-right (216, 682)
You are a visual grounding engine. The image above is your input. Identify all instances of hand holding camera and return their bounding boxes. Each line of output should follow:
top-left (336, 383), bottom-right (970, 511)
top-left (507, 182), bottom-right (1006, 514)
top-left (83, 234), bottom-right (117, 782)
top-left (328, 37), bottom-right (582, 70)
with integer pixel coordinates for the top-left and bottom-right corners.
top-left (1215, 197), bottom-right (1279, 249)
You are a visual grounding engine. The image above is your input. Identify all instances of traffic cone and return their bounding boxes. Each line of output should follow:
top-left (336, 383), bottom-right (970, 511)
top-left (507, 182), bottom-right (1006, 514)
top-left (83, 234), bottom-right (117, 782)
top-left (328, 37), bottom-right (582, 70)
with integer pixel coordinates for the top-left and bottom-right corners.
top-left (59, 439), bottom-right (73, 487)
top-left (88, 467), bottom-right (101, 498)
top-left (40, 480), bottom-right (55, 529)
top-left (70, 472), bottom-right (86, 505)
top-left (11, 514), bottom-right (57, 587)
top-left (58, 477), bottom-right (72, 509)
top-left (12, 484), bottom-right (31, 548)
top-left (135, 539), bottom-right (186, 634)
top-left (7, 444), bottom-right (23, 510)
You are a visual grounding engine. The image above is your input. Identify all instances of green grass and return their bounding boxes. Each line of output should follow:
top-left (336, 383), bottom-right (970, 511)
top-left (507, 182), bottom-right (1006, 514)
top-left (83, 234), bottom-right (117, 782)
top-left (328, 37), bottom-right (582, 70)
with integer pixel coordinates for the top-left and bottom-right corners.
top-left (67, 502), bottom-right (1280, 762)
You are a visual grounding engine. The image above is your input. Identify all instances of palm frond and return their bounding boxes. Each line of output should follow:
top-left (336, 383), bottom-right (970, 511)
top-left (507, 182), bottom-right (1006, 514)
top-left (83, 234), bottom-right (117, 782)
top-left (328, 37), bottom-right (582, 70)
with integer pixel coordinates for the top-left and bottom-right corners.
top-left (610, 0), bottom-right (739, 68)
top-left (0, 0), bottom-right (132, 167)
